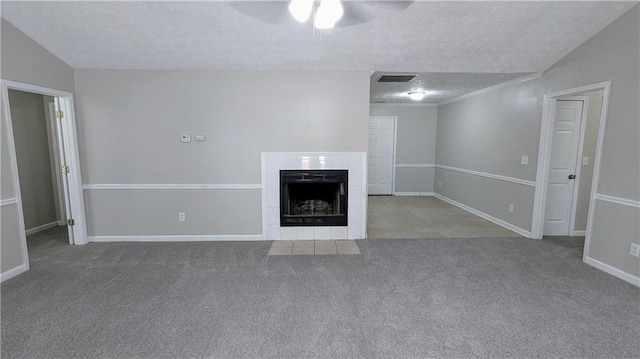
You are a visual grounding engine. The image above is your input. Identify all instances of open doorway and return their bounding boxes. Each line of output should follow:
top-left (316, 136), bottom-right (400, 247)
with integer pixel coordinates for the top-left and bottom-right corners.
top-left (1, 80), bottom-right (87, 271)
top-left (532, 82), bottom-right (611, 262)
top-left (8, 90), bottom-right (67, 239)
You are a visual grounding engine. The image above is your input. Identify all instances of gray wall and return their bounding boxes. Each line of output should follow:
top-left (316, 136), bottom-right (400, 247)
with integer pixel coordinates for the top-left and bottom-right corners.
top-left (1, 19), bottom-right (75, 92)
top-left (369, 104), bottom-right (437, 193)
top-left (1, 20), bottom-right (76, 275)
top-left (8, 90), bottom-right (57, 231)
top-left (74, 70), bottom-right (370, 237)
top-left (0, 206), bottom-right (23, 272)
top-left (562, 90), bottom-right (603, 232)
top-left (435, 5), bottom-right (639, 277)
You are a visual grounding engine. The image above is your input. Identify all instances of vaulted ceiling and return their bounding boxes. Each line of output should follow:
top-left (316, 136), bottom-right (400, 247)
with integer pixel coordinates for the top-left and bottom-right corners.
top-left (1, 1), bottom-right (635, 102)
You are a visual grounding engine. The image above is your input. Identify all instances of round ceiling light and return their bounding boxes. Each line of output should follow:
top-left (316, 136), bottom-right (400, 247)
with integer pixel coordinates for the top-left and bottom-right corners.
top-left (408, 91), bottom-right (427, 101)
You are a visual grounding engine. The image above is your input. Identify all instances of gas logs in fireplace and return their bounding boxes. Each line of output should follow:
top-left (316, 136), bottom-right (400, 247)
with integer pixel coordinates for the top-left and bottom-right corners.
top-left (280, 170), bottom-right (348, 226)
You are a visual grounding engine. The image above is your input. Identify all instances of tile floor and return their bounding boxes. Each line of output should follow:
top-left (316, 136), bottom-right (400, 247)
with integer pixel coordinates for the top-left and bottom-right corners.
top-left (367, 196), bottom-right (521, 239)
top-left (268, 240), bottom-right (361, 256)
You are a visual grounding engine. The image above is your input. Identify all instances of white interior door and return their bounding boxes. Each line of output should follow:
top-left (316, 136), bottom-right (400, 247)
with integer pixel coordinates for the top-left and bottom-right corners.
top-left (46, 102), bottom-right (65, 226)
top-left (543, 100), bottom-right (584, 235)
top-left (53, 98), bottom-right (74, 244)
top-left (368, 117), bottom-right (395, 195)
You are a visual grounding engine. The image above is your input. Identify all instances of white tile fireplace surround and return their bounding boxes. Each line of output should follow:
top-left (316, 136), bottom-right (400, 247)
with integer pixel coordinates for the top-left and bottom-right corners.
top-left (261, 152), bottom-right (367, 240)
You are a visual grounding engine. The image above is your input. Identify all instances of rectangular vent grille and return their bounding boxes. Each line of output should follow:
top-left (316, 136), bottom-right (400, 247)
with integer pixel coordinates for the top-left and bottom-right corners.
top-left (377, 74), bottom-right (417, 83)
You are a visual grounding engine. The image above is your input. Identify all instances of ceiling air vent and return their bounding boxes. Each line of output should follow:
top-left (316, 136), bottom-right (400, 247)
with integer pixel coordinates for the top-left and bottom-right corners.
top-left (377, 74), bottom-right (417, 83)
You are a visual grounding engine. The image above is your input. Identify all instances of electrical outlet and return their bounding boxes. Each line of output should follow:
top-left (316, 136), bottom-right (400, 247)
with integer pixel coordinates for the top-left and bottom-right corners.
top-left (630, 243), bottom-right (640, 257)
top-left (509, 204), bottom-right (514, 213)
top-left (178, 212), bottom-right (186, 222)
top-left (438, 182), bottom-right (442, 188)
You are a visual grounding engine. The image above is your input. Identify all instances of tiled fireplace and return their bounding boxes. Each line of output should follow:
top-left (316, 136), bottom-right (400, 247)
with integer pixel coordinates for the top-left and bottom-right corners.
top-left (262, 152), bottom-right (367, 240)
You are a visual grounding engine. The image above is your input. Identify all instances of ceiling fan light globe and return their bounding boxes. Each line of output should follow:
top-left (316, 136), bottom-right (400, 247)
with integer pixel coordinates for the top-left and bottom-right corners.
top-left (314, 7), bottom-right (336, 29)
top-left (289, 0), bottom-right (313, 23)
top-left (408, 91), bottom-right (426, 101)
top-left (319, 0), bottom-right (344, 23)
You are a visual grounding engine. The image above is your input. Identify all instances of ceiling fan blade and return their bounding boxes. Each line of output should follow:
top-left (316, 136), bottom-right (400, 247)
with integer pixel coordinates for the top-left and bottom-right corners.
top-left (225, 1), bottom-right (415, 28)
top-left (336, 1), bottom-right (415, 28)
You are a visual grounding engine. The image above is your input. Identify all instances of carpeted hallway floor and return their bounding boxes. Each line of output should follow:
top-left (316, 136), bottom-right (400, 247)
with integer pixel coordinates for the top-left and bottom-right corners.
top-left (1, 229), bottom-right (638, 358)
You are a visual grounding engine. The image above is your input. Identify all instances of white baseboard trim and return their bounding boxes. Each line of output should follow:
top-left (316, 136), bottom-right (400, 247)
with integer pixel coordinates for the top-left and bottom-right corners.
top-left (0, 263), bottom-right (28, 282)
top-left (394, 192), bottom-right (434, 196)
top-left (25, 221), bottom-right (59, 236)
top-left (433, 193), bottom-right (532, 238)
top-left (89, 235), bottom-right (264, 242)
top-left (571, 230), bottom-right (587, 236)
top-left (584, 256), bottom-right (640, 287)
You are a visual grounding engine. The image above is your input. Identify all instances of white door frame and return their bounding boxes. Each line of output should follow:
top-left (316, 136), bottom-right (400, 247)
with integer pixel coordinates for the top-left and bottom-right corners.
top-left (531, 82), bottom-right (611, 261)
top-left (1, 79), bottom-right (88, 246)
top-left (368, 116), bottom-right (398, 195)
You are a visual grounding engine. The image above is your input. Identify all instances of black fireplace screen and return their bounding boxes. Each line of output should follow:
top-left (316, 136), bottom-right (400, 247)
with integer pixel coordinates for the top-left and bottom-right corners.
top-left (280, 170), bottom-right (348, 226)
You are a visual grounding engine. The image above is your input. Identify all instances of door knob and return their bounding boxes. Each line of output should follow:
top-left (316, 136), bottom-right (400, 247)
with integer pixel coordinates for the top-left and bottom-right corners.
top-left (568, 174), bottom-right (576, 179)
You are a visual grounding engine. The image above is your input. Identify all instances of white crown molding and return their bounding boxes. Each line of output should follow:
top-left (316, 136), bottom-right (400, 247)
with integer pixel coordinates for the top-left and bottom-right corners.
top-left (370, 102), bottom-right (438, 107)
top-left (594, 193), bottom-right (640, 208)
top-left (82, 184), bottom-right (261, 190)
top-left (395, 164), bottom-right (435, 168)
top-left (0, 197), bottom-right (18, 207)
top-left (435, 165), bottom-right (536, 187)
top-left (438, 72), bottom-right (543, 106)
top-left (89, 235), bottom-right (263, 242)
top-left (433, 193), bottom-right (531, 238)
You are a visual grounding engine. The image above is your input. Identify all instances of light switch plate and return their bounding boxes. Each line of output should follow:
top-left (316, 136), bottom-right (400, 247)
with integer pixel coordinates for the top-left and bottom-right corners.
top-left (521, 156), bottom-right (528, 165)
top-left (582, 156), bottom-right (589, 165)
top-left (180, 135), bottom-right (191, 143)
top-left (630, 243), bottom-right (640, 257)
top-left (195, 135), bottom-right (206, 141)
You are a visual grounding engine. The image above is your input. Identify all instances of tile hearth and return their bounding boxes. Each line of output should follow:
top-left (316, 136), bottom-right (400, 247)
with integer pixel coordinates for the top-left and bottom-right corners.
top-left (267, 240), bottom-right (361, 256)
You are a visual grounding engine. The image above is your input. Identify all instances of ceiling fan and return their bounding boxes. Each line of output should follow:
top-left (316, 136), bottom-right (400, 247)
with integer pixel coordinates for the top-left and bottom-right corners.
top-left (289, 0), bottom-right (342, 29)
top-left (225, 1), bottom-right (415, 29)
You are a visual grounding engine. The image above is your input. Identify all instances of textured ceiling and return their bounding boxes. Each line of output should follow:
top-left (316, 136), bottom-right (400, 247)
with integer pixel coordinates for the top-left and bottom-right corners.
top-left (370, 72), bottom-right (532, 103)
top-left (1, 1), bottom-right (635, 102)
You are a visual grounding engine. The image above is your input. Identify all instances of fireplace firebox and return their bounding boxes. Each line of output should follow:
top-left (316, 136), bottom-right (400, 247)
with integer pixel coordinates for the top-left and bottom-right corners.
top-left (280, 170), bottom-right (348, 226)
